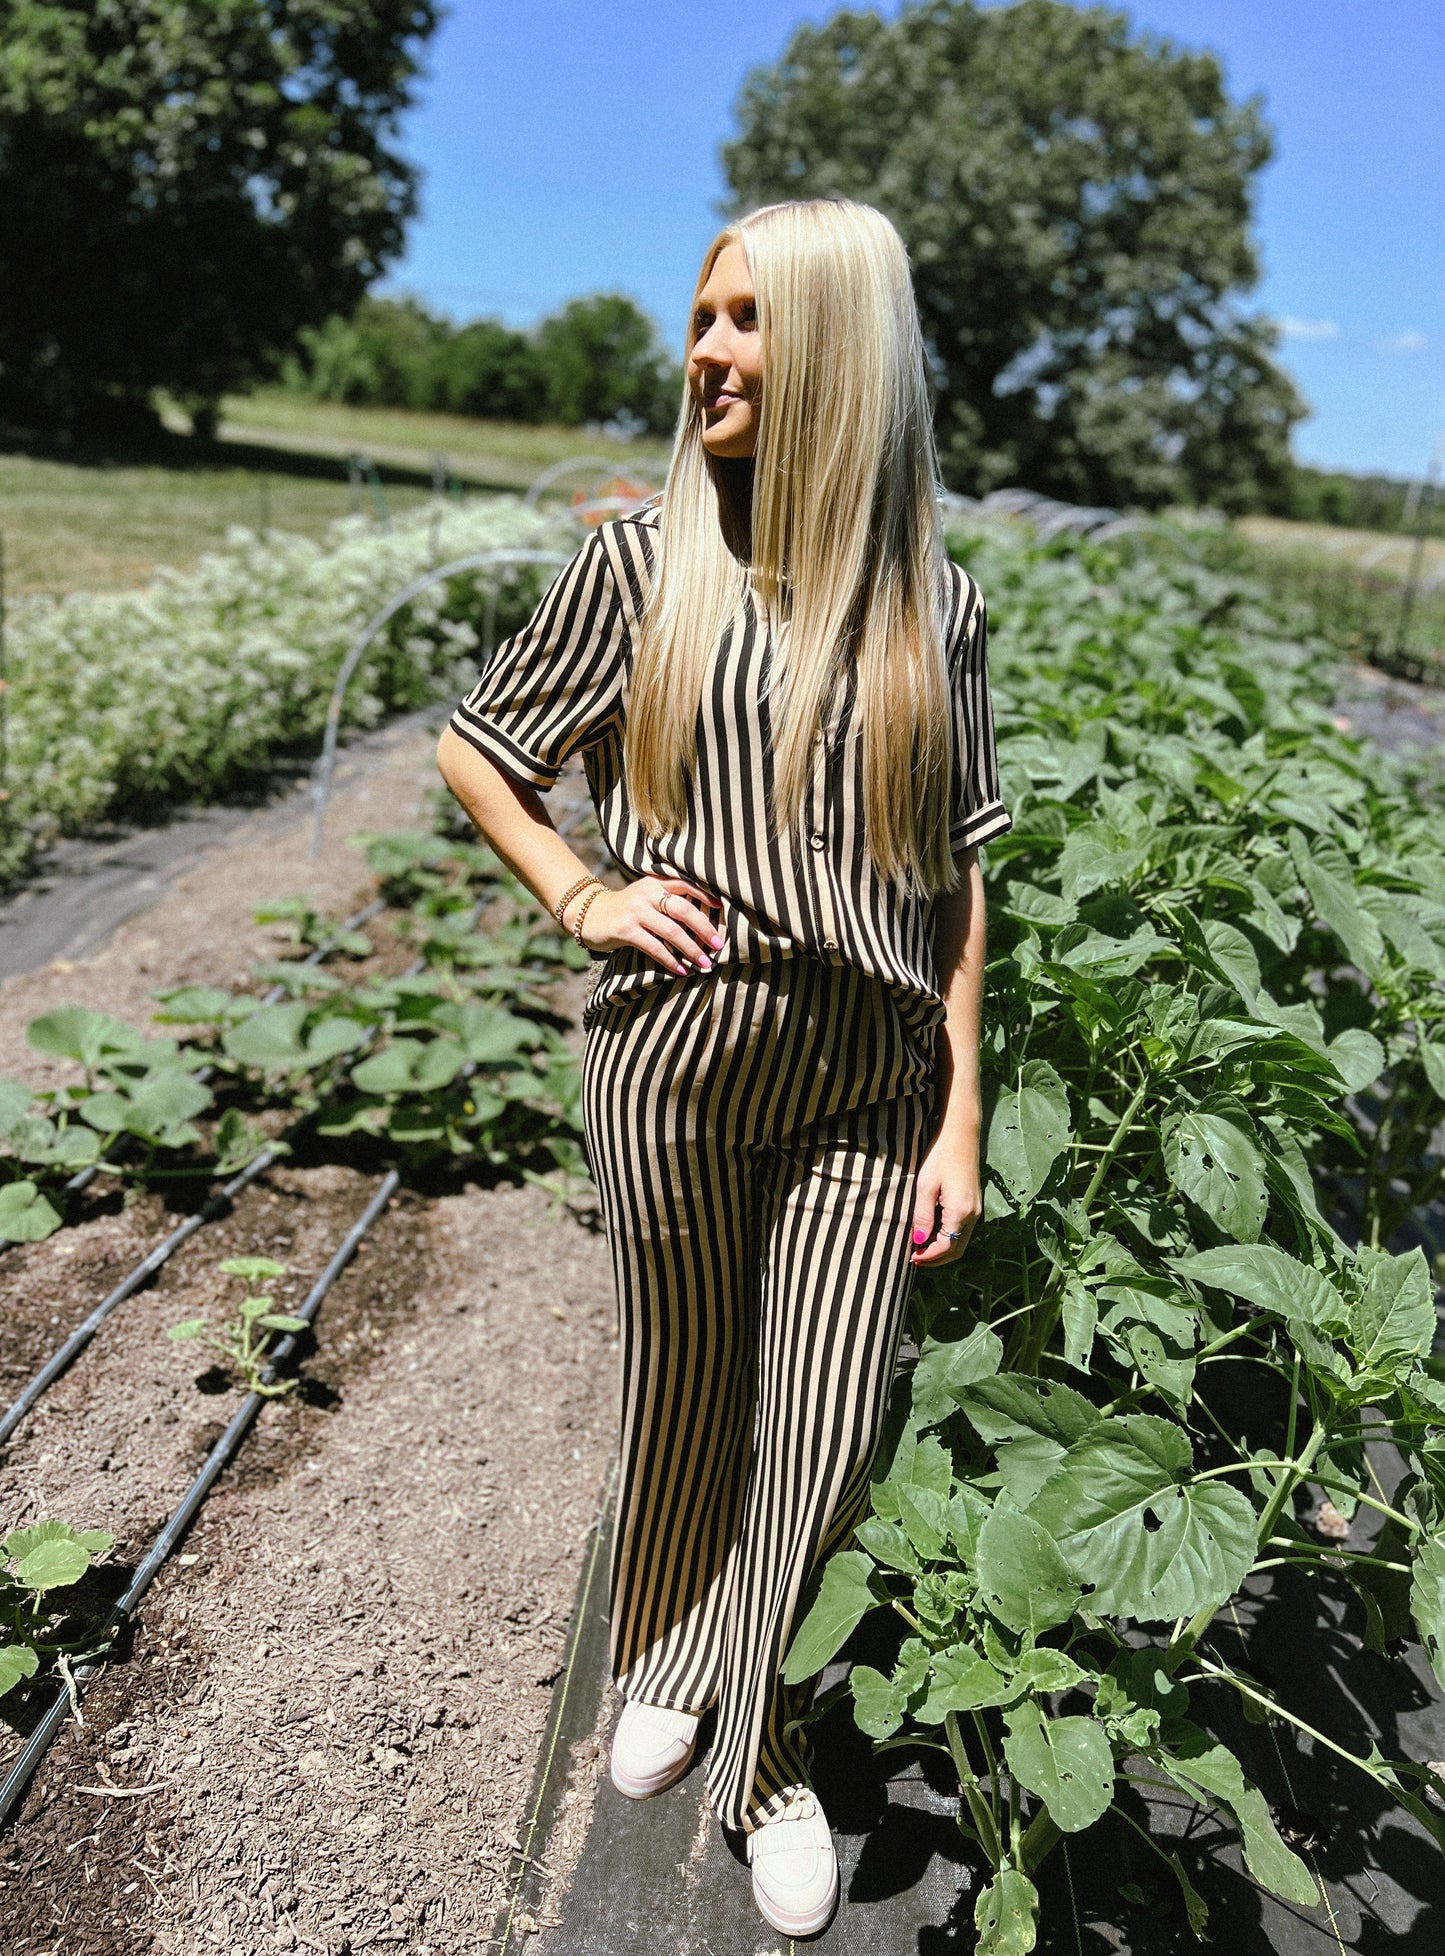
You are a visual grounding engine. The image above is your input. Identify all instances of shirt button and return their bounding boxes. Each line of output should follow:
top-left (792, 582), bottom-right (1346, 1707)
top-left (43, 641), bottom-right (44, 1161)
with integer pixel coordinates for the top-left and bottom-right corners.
top-left (823, 937), bottom-right (838, 952)
top-left (809, 831), bottom-right (825, 851)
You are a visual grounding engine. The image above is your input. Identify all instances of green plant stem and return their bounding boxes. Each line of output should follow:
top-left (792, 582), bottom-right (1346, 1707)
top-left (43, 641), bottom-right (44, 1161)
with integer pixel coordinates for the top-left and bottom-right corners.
top-left (1190, 1458), bottom-right (1296, 1482)
top-left (1312, 1484), bottom-right (1421, 1533)
top-left (944, 1711), bottom-right (1003, 1868)
top-left (1257, 1552), bottom-right (1412, 1574)
top-left (970, 1710), bottom-right (1003, 1830)
top-left (1187, 1657), bottom-right (1421, 1788)
top-left (1255, 1416), bottom-right (1330, 1546)
top-left (1079, 1075), bottom-right (1151, 1213)
top-left (1021, 1074), bottom-right (1152, 1372)
top-left (1265, 1536), bottom-right (1409, 1569)
top-left (1284, 1347), bottom-right (1301, 1464)
top-left (1194, 1318), bottom-right (1274, 1366)
top-left (1020, 1805), bottom-right (1062, 1875)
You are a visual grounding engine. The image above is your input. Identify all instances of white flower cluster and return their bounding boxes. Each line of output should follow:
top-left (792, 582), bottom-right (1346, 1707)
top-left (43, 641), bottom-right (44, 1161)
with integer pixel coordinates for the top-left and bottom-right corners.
top-left (4, 500), bottom-right (583, 877)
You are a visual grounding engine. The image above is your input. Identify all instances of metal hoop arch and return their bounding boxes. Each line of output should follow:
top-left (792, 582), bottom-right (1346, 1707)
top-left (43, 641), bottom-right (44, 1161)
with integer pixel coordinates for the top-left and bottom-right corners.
top-left (524, 455), bottom-right (666, 509)
top-left (309, 547), bottom-right (572, 859)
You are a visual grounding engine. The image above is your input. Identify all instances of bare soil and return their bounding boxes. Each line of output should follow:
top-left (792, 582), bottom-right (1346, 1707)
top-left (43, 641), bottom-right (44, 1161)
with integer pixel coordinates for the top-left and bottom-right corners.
top-left (0, 733), bottom-right (622, 1955)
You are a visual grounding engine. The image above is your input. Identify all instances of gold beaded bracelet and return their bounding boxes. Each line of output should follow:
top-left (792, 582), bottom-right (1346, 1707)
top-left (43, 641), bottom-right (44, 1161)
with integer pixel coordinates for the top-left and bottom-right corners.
top-left (553, 873), bottom-right (601, 930)
top-left (570, 883), bottom-right (605, 945)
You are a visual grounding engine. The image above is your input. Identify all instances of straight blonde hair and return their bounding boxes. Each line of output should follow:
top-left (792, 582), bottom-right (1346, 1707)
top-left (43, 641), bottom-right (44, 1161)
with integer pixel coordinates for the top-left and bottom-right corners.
top-left (624, 198), bottom-right (959, 894)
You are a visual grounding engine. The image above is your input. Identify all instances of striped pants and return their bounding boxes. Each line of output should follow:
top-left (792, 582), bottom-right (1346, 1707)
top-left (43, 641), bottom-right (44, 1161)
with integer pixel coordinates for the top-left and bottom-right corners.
top-left (581, 956), bottom-right (934, 1832)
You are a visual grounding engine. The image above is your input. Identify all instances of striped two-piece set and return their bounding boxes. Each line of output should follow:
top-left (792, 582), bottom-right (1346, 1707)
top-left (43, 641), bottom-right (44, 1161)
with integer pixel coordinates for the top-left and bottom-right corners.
top-left (448, 500), bottom-right (1010, 1833)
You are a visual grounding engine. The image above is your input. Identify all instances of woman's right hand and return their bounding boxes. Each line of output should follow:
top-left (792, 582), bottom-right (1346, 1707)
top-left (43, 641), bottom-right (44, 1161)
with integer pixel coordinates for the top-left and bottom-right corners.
top-left (574, 876), bottom-right (725, 975)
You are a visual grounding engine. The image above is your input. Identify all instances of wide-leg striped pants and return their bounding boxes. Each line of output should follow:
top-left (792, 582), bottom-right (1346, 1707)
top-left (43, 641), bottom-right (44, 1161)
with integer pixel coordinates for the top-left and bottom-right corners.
top-left (581, 955), bottom-right (934, 1833)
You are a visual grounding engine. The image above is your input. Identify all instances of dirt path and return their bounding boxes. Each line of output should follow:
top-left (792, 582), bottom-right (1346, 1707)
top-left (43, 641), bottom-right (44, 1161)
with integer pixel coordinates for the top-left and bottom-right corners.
top-left (0, 733), bottom-right (622, 1955)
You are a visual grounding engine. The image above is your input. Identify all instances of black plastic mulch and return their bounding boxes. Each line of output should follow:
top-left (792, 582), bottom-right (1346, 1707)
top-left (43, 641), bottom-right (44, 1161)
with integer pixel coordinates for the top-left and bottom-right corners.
top-left (501, 1487), bottom-right (1445, 1955)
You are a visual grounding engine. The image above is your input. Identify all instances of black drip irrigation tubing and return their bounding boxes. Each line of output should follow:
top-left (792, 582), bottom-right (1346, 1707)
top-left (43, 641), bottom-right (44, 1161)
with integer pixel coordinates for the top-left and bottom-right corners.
top-left (0, 1169), bottom-right (400, 1828)
top-left (0, 1145), bottom-right (285, 1448)
top-left (0, 899), bottom-right (435, 1450)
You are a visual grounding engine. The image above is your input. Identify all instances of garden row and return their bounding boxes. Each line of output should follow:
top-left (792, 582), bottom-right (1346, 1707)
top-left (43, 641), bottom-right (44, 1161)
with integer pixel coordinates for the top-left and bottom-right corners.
top-left (791, 514), bottom-right (1445, 1948)
top-left (1, 801), bottom-right (593, 1785)
top-left (7, 498), bottom-right (1445, 1942)
top-left (0, 820), bottom-right (589, 1250)
top-left (1, 497), bottom-right (578, 883)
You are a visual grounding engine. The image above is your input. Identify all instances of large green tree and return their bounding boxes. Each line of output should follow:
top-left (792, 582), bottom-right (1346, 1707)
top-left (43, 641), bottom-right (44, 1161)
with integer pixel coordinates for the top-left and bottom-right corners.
top-left (533, 294), bottom-right (681, 437)
top-left (0, 0), bottom-right (438, 436)
top-left (721, 0), bottom-right (1306, 510)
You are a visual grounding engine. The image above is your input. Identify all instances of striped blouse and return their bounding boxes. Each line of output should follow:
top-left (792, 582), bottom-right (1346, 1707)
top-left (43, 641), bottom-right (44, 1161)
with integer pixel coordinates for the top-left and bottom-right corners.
top-left (447, 500), bottom-right (1011, 1040)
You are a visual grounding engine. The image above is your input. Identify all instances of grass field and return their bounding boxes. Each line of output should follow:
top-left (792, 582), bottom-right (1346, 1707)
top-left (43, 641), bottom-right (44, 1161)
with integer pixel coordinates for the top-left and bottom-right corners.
top-left (216, 389), bottom-right (672, 483)
top-left (5, 392), bottom-right (1436, 609)
top-left (0, 447), bottom-right (435, 596)
top-left (1238, 513), bottom-right (1445, 582)
top-left (0, 396), bottom-right (669, 597)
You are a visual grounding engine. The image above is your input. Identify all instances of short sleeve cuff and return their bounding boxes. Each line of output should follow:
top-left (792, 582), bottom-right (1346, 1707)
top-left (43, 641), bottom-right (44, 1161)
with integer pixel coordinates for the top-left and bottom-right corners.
top-left (950, 799), bottom-right (1012, 853)
top-left (447, 701), bottom-right (564, 791)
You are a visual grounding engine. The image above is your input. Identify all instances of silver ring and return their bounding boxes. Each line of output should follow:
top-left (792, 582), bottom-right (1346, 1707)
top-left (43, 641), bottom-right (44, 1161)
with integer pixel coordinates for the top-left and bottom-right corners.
top-left (659, 892), bottom-right (674, 918)
top-left (944, 1230), bottom-right (958, 1241)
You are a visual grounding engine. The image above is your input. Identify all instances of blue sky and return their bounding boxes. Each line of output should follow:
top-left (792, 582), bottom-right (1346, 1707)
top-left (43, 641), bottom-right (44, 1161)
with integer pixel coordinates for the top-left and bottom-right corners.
top-left (383, 0), bottom-right (1444, 479)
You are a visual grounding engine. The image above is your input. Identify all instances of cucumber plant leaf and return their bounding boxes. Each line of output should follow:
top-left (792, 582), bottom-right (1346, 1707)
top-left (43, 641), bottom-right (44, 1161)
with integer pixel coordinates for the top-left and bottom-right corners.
top-left (0, 1644), bottom-right (39, 1698)
top-left (0, 1179), bottom-right (63, 1243)
top-left (1348, 1248), bottom-right (1434, 1375)
top-left (972, 1502), bottom-right (1082, 1636)
top-left (1172, 1243), bottom-right (1349, 1336)
top-left (1158, 1733), bottom-right (1317, 1907)
top-left (1409, 1535), bottom-right (1445, 1692)
top-left (987, 1061), bottom-right (1071, 1205)
top-left (1162, 1105), bottom-right (1268, 1242)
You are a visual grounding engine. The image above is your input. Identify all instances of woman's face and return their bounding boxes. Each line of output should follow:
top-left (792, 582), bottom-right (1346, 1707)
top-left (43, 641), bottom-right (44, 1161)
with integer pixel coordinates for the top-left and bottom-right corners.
top-left (687, 240), bottom-right (761, 460)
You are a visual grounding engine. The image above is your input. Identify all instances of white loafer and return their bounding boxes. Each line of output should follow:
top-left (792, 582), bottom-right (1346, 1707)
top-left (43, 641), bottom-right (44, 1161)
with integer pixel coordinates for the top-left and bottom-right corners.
top-left (609, 1699), bottom-right (700, 1799)
top-left (747, 1786), bottom-right (839, 1937)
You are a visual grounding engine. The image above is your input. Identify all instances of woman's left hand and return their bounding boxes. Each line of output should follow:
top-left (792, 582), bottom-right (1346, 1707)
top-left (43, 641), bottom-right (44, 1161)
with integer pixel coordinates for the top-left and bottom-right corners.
top-left (908, 1135), bottom-right (982, 1266)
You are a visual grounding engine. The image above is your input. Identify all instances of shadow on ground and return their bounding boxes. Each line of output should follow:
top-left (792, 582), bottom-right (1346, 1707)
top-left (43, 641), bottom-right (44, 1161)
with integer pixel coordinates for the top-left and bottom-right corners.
top-left (517, 1507), bottom-right (1445, 1955)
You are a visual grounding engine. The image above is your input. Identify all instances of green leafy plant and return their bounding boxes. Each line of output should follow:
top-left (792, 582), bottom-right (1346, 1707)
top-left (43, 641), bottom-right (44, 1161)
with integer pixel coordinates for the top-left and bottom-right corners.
top-left (0, 1521), bottom-right (114, 1700)
top-left (254, 896), bottom-right (373, 960)
top-left (2, 499), bottom-right (574, 884)
top-left (0, 1002), bottom-right (274, 1232)
top-left (168, 1257), bottom-right (307, 1397)
top-left (151, 827), bottom-right (588, 1177)
top-left (787, 514), bottom-right (1445, 1945)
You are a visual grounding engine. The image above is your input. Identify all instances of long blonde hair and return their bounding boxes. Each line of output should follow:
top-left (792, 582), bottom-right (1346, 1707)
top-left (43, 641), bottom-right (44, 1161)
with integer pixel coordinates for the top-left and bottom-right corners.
top-left (624, 198), bottom-right (959, 893)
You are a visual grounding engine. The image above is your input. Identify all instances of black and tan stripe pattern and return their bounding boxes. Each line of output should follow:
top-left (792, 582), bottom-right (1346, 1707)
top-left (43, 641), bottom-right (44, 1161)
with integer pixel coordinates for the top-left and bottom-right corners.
top-left (447, 501), bottom-right (1010, 1832)
top-left (582, 958), bottom-right (933, 1830)
top-left (447, 499), bottom-right (1011, 1046)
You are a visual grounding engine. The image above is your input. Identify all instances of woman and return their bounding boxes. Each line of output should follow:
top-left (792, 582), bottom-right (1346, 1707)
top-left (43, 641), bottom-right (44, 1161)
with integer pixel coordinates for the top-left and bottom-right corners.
top-left (437, 198), bottom-right (1009, 1938)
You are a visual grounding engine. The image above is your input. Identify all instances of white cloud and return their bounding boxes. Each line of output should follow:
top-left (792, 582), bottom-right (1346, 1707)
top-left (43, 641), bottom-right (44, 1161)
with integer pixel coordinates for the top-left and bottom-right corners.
top-left (1278, 316), bottom-right (1340, 342)
top-left (1376, 330), bottom-right (1430, 354)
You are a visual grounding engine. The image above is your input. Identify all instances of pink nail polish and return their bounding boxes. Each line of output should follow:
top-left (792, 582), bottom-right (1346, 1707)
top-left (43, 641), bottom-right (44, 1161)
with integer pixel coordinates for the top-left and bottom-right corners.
top-left (710, 934), bottom-right (725, 950)
top-left (697, 957), bottom-right (712, 972)
top-left (912, 1227), bottom-right (929, 1244)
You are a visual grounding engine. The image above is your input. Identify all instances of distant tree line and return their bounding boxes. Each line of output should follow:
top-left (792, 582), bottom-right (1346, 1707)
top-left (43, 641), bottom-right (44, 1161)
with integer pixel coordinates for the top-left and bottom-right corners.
top-left (0, 0), bottom-right (1413, 527)
top-left (279, 293), bottom-right (682, 437)
top-left (1275, 467), bottom-right (1445, 540)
